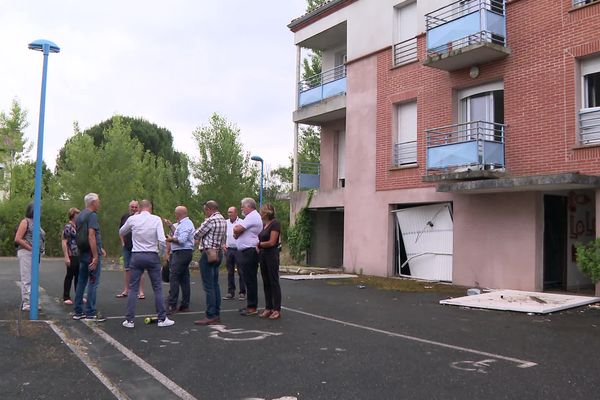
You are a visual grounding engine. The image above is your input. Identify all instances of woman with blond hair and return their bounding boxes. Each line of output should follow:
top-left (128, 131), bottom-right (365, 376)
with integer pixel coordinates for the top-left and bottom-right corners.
top-left (257, 204), bottom-right (282, 320)
top-left (61, 207), bottom-right (80, 305)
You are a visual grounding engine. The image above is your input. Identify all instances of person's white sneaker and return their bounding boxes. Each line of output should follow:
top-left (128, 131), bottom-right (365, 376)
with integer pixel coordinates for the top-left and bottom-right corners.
top-left (158, 317), bottom-right (175, 327)
top-left (122, 320), bottom-right (134, 328)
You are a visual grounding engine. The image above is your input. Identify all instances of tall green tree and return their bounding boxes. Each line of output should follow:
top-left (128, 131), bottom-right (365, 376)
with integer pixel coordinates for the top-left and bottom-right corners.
top-left (192, 113), bottom-right (258, 212)
top-left (0, 99), bottom-right (31, 196)
top-left (56, 115), bottom-right (193, 200)
top-left (306, 0), bottom-right (328, 13)
top-left (56, 116), bottom-right (192, 254)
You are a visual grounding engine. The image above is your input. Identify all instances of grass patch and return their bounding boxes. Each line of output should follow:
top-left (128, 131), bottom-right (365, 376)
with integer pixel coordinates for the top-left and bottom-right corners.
top-left (327, 275), bottom-right (467, 295)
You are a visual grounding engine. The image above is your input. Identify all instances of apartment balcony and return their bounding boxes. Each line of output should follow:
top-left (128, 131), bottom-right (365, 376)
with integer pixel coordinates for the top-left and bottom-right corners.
top-left (579, 108), bottom-right (600, 145)
top-left (294, 65), bottom-right (347, 125)
top-left (298, 162), bottom-right (321, 190)
top-left (424, 121), bottom-right (506, 181)
top-left (423, 0), bottom-right (510, 71)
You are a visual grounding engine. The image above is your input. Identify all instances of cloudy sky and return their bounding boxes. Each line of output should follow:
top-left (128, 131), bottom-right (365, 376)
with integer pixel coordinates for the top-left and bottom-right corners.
top-left (0, 1), bottom-right (307, 172)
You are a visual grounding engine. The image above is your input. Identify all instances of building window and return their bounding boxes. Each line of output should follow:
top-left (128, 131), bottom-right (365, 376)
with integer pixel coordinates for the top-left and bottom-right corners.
top-left (573, 0), bottom-right (598, 8)
top-left (393, 1), bottom-right (418, 66)
top-left (579, 56), bottom-right (600, 145)
top-left (394, 101), bottom-right (418, 166)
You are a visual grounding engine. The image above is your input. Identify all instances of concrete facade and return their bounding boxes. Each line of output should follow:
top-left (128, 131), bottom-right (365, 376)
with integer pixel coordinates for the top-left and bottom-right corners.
top-left (289, 0), bottom-right (600, 291)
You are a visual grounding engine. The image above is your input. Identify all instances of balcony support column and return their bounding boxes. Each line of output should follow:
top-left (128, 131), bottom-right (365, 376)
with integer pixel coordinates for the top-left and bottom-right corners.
top-left (293, 45), bottom-right (301, 192)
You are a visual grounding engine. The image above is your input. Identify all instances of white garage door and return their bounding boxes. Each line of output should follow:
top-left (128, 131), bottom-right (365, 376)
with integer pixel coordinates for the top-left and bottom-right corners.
top-left (394, 203), bottom-right (453, 281)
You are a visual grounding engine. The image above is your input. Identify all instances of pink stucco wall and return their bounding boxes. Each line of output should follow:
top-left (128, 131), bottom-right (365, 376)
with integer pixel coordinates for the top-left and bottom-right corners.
top-left (453, 192), bottom-right (542, 291)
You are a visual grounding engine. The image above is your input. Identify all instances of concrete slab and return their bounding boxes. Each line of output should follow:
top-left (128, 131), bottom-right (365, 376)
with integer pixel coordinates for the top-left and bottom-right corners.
top-left (440, 289), bottom-right (600, 314)
top-left (280, 273), bottom-right (357, 280)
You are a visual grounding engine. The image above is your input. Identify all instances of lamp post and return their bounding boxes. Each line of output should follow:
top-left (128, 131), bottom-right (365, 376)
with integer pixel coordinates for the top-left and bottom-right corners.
top-left (251, 155), bottom-right (264, 208)
top-left (28, 39), bottom-right (60, 320)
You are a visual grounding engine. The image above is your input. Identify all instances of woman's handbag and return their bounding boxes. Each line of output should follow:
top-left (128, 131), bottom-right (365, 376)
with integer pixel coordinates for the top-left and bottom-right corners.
top-left (206, 248), bottom-right (219, 263)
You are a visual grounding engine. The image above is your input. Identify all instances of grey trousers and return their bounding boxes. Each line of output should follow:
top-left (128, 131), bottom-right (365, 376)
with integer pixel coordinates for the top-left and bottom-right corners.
top-left (17, 249), bottom-right (32, 306)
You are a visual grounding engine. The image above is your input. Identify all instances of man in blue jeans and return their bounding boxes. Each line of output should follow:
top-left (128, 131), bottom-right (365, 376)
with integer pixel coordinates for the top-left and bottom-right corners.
top-left (73, 193), bottom-right (107, 321)
top-left (193, 200), bottom-right (227, 326)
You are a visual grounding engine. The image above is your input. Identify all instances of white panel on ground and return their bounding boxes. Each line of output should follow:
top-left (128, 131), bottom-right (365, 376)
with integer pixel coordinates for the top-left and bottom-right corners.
top-left (394, 203), bottom-right (453, 281)
top-left (440, 290), bottom-right (600, 314)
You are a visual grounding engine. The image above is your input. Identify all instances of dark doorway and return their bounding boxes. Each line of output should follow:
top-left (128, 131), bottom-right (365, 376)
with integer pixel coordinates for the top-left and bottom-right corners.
top-left (308, 209), bottom-right (344, 268)
top-left (544, 195), bottom-right (568, 290)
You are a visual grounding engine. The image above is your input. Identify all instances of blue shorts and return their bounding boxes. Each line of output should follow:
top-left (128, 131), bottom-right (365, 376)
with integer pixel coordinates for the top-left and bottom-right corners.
top-left (122, 247), bottom-right (132, 271)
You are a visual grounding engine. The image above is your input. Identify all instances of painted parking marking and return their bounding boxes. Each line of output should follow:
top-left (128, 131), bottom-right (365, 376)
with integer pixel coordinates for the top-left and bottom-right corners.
top-left (282, 306), bottom-right (538, 369)
top-left (451, 359), bottom-right (497, 374)
top-left (86, 322), bottom-right (198, 400)
top-left (46, 321), bottom-right (130, 399)
top-left (208, 324), bottom-right (283, 341)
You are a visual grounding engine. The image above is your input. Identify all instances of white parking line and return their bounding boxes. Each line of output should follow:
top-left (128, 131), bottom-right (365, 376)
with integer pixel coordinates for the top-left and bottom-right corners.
top-left (46, 321), bottom-right (130, 400)
top-left (282, 306), bottom-right (538, 369)
top-left (85, 323), bottom-right (198, 400)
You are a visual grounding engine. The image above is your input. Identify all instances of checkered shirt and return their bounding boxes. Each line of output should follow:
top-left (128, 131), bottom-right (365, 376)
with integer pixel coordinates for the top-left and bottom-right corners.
top-left (194, 212), bottom-right (227, 250)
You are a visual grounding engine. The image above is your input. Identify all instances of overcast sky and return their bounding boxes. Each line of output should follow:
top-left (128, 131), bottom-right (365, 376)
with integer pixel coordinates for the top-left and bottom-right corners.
top-left (0, 1), bottom-right (307, 172)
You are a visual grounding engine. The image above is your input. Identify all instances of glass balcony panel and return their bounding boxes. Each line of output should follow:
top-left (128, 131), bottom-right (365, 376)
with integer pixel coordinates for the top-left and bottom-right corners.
top-left (427, 141), bottom-right (478, 170)
top-left (298, 162), bottom-right (321, 190)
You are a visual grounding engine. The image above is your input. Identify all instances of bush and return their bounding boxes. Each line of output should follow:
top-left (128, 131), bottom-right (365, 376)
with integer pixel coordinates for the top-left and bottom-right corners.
top-left (0, 197), bottom-right (67, 257)
top-left (575, 238), bottom-right (600, 283)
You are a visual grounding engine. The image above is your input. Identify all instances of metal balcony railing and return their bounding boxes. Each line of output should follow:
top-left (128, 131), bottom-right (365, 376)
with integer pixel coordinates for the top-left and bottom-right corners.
top-left (298, 65), bottom-right (347, 107)
top-left (393, 37), bottom-right (418, 67)
top-left (393, 141), bottom-right (417, 166)
top-left (298, 162), bottom-right (321, 190)
top-left (579, 108), bottom-right (600, 145)
top-left (426, 121), bottom-right (505, 173)
top-left (425, 0), bottom-right (506, 58)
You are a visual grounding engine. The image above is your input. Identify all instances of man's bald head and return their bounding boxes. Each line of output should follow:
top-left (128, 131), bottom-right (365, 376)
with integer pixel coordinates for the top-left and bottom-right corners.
top-left (175, 206), bottom-right (188, 221)
top-left (139, 199), bottom-right (153, 212)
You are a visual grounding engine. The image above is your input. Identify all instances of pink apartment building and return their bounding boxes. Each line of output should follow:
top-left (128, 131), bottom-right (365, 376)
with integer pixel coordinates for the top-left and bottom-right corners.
top-left (288, 0), bottom-right (600, 292)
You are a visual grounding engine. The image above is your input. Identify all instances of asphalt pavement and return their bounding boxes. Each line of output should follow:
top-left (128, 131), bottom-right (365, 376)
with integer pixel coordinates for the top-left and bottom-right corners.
top-left (1, 257), bottom-right (600, 400)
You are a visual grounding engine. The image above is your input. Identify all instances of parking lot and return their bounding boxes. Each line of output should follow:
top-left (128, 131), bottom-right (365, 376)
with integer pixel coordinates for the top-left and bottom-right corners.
top-left (1, 258), bottom-right (600, 399)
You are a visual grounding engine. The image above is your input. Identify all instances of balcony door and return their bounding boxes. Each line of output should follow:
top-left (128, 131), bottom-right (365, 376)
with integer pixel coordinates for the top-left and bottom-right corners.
top-left (459, 82), bottom-right (504, 141)
top-left (337, 130), bottom-right (346, 188)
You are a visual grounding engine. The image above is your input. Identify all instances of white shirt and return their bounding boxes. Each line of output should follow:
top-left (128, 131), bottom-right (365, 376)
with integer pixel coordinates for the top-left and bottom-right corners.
top-left (119, 211), bottom-right (166, 255)
top-left (235, 210), bottom-right (262, 250)
top-left (226, 217), bottom-right (240, 248)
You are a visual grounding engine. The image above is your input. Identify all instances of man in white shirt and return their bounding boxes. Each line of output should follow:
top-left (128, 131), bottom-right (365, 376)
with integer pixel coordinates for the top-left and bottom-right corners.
top-left (223, 206), bottom-right (246, 301)
top-left (233, 197), bottom-right (263, 316)
top-left (119, 199), bottom-right (174, 328)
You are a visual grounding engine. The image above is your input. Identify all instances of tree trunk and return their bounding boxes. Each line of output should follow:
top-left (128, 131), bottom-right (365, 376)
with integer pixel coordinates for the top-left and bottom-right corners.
top-left (596, 281), bottom-right (600, 297)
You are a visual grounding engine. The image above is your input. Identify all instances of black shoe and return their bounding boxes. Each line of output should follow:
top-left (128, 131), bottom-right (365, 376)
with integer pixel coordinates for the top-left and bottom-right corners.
top-left (222, 293), bottom-right (234, 300)
top-left (178, 306), bottom-right (190, 313)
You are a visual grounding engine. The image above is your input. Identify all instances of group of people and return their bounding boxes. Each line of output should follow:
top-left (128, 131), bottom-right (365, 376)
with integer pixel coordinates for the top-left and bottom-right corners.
top-left (15, 192), bottom-right (282, 328)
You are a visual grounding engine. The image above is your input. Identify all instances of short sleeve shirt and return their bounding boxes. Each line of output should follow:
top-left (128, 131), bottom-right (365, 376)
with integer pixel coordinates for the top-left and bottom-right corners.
top-left (77, 209), bottom-right (102, 255)
top-left (62, 223), bottom-right (78, 257)
top-left (258, 219), bottom-right (281, 245)
top-left (236, 210), bottom-right (262, 250)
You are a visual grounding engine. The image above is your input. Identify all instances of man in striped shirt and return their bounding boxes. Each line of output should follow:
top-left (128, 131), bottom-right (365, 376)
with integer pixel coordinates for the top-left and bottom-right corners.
top-left (193, 200), bottom-right (227, 325)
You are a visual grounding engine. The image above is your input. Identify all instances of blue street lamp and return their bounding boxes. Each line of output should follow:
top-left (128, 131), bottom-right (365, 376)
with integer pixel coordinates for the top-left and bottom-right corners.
top-left (28, 39), bottom-right (60, 320)
top-left (251, 155), bottom-right (264, 208)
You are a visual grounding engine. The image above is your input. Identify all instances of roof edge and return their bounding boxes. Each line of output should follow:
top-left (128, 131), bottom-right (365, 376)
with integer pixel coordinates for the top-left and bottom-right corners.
top-left (288, 0), bottom-right (351, 32)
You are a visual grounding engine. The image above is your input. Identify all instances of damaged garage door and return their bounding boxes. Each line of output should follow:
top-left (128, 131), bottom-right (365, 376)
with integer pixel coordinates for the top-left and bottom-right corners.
top-left (394, 203), bottom-right (453, 282)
